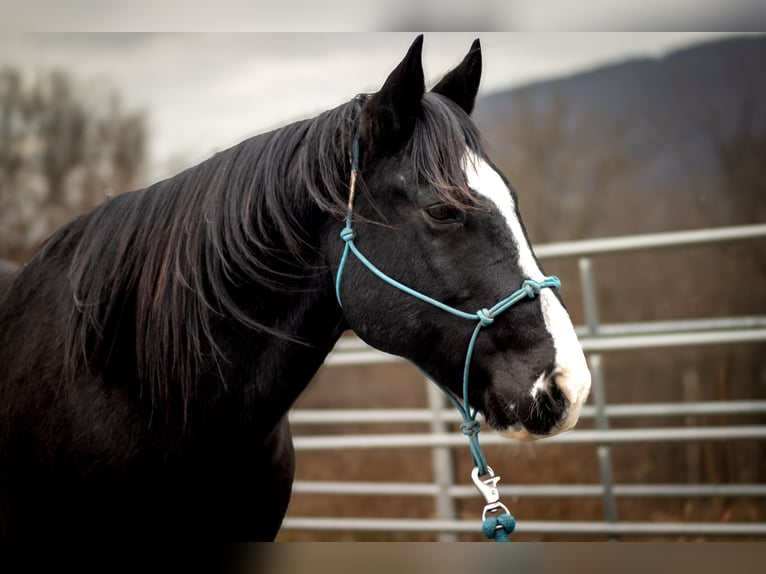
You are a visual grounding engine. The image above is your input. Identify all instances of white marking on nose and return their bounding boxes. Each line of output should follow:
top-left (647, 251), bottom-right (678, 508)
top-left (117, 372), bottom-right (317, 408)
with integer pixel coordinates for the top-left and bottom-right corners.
top-left (464, 152), bottom-right (543, 283)
top-left (530, 373), bottom-right (547, 400)
top-left (463, 151), bottom-right (592, 437)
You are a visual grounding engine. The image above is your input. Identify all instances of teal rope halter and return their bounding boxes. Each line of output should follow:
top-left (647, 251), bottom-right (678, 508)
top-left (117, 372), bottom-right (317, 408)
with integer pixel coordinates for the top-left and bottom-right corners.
top-left (335, 133), bottom-right (561, 541)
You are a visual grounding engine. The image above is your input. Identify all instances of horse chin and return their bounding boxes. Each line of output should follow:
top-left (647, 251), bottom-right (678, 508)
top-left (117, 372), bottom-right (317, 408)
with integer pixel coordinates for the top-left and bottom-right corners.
top-left (495, 409), bottom-right (579, 442)
top-left (497, 425), bottom-right (543, 442)
top-left (479, 399), bottom-right (536, 441)
top-left (486, 415), bottom-right (544, 442)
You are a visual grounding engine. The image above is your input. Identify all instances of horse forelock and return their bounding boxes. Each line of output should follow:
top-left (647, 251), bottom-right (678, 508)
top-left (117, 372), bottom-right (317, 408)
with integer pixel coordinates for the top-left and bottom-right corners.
top-left (406, 92), bottom-right (486, 212)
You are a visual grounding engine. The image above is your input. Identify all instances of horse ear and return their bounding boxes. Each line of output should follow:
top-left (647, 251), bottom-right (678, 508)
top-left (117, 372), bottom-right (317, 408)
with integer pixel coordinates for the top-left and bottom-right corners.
top-left (361, 34), bottom-right (425, 155)
top-left (431, 38), bottom-right (482, 115)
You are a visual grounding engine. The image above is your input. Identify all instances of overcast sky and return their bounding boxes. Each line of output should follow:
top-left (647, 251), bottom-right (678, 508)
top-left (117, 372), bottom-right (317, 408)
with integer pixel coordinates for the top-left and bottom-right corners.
top-left (0, 33), bottom-right (759, 180)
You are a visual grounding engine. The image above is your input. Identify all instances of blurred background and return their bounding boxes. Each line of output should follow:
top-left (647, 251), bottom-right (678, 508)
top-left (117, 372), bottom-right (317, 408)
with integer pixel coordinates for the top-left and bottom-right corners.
top-left (0, 32), bottom-right (764, 540)
top-left (1, 33), bottom-right (762, 258)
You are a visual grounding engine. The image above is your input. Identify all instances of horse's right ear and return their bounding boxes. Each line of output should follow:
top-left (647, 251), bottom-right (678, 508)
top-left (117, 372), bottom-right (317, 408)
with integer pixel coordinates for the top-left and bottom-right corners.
top-left (361, 34), bottom-right (425, 157)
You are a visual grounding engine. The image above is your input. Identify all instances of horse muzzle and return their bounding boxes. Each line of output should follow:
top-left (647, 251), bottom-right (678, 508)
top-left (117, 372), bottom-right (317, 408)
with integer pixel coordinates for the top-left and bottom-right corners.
top-left (498, 366), bottom-right (592, 441)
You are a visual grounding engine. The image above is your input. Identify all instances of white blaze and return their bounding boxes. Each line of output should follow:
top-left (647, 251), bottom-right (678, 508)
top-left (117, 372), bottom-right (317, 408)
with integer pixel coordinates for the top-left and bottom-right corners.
top-left (463, 151), bottom-right (591, 438)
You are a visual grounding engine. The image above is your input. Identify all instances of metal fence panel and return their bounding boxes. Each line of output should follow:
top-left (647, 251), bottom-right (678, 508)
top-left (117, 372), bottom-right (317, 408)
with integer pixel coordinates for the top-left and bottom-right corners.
top-left (284, 224), bottom-right (766, 539)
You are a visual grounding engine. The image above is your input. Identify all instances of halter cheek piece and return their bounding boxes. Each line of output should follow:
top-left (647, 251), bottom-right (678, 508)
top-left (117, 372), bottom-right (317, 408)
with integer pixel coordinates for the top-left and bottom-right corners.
top-left (334, 131), bottom-right (561, 540)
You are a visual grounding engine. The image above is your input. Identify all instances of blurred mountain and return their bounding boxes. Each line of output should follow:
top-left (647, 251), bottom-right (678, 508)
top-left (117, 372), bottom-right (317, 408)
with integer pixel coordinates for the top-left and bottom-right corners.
top-left (473, 35), bottom-right (766, 241)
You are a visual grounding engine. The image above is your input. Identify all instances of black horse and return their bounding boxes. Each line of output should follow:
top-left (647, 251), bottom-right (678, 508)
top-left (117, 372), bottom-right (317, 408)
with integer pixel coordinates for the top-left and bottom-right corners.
top-left (0, 36), bottom-right (590, 541)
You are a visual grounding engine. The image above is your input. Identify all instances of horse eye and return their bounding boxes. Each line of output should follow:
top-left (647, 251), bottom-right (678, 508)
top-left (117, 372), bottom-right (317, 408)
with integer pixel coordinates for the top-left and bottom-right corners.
top-left (425, 203), bottom-right (465, 224)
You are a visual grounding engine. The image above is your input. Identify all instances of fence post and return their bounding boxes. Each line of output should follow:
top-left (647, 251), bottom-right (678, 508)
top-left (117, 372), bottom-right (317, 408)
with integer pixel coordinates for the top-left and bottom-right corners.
top-left (579, 257), bottom-right (619, 534)
top-left (426, 379), bottom-right (458, 541)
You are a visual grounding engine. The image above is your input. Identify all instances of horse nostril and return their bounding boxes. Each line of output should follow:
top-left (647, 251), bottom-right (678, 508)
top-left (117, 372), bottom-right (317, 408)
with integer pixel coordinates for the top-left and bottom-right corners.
top-left (548, 373), bottom-right (566, 406)
top-left (519, 370), bottom-right (573, 436)
top-left (502, 366), bottom-right (591, 440)
top-left (540, 373), bottom-right (569, 417)
top-left (549, 369), bottom-right (587, 411)
top-left (548, 368), bottom-right (592, 433)
top-left (531, 369), bottom-right (568, 407)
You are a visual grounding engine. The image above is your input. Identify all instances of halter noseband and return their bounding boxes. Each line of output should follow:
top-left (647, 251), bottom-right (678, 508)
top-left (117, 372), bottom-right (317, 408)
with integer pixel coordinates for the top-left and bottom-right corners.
top-left (334, 131), bottom-right (561, 540)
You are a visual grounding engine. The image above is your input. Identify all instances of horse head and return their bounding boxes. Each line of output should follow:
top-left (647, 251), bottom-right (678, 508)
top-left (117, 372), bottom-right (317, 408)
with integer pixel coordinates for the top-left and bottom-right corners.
top-left (332, 36), bottom-right (591, 440)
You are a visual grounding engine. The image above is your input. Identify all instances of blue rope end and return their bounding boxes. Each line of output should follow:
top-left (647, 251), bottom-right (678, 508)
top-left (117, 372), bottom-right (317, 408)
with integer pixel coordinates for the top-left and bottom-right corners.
top-left (482, 513), bottom-right (516, 542)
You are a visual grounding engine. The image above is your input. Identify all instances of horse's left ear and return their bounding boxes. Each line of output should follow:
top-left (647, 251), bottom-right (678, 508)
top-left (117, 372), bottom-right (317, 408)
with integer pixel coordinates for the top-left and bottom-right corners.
top-left (431, 38), bottom-right (482, 115)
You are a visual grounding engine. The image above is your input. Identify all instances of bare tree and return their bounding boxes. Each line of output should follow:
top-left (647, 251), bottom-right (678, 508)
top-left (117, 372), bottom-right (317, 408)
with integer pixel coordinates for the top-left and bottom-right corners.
top-left (488, 89), bottom-right (642, 243)
top-left (0, 67), bottom-right (147, 262)
top-left (699, 88), bottom-right (766, 225)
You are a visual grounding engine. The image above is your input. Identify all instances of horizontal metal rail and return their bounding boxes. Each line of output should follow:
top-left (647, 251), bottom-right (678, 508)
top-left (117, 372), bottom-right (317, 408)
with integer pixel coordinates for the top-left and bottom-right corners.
top-left (580, 328), bottom-right (766, 352)
top-left (533, 223), bottom-right (766, 259)
top-left (293, 426), bottom-right (766, 451)
top-left (326, 318), bottom-right (766, 365)
top-left (292, 481), bottom-right (766, 499)
top-left (577, 316), bottom-right (766, 337)
top-left (289, 400), bottom-right (766, 425)
top-left (289, 225), bottom-right (766, 538)
top-left (332, 317), bottom-right (766, 350)
top-left (325, 329), bottom-right (766, 365)
top-left (281, 517), bottom-right (766, 536)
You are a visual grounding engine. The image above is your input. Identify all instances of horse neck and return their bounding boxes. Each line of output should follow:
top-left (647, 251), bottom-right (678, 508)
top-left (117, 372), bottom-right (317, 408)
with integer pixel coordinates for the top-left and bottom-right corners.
top-left (217, 261), bottom-right (347, 432)
top-left (48, 113), bottom-right (355, 435)
top-left (188, 160), bottom-right (348, 432)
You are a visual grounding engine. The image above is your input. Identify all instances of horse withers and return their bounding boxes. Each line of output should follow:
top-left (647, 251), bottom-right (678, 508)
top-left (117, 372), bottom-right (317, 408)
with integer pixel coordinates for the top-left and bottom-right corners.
top-left (0, 36), bottom-right (590, 541)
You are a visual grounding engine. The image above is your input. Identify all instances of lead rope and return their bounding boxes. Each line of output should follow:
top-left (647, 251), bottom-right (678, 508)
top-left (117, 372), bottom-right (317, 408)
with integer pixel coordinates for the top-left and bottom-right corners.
top-left (336, 132), bottom-right (561, 541)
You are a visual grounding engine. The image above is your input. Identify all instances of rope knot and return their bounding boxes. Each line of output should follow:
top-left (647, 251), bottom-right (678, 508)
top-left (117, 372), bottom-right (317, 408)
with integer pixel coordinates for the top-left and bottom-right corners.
top-left (476, 308), bottom-right (494, 327)
top-left (522, 280), bottom-right (541, 299)
top-left (339, 228), bottom-right (356, 243)
top-left (482, 513), bottom-right (516, 542)
top-left (460, 420), bottom-right (481, 437)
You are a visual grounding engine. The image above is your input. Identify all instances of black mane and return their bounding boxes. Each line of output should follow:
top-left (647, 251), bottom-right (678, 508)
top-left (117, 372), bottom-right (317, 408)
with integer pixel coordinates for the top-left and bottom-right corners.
top-left (46, 92), bottom-right (485, 416)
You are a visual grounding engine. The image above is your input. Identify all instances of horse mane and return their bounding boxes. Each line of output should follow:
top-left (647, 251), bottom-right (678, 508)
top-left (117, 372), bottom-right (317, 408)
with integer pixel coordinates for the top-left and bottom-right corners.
top-left (58, 92), bottom-right (485, 417)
